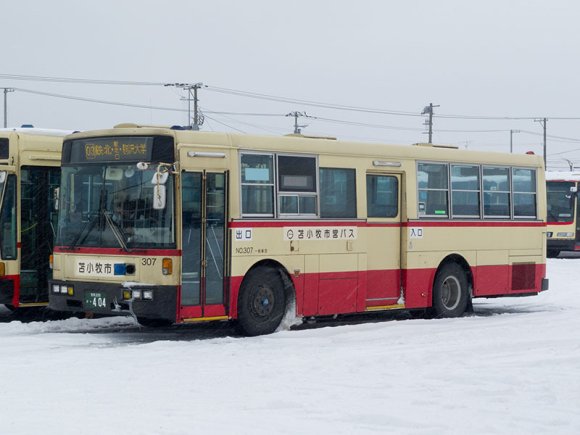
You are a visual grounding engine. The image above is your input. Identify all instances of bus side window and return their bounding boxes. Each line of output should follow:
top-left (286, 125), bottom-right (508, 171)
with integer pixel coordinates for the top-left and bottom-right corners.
top-left (417, 163), bottom-right (449, 218)
top-left (366, 175), bottom-right (398, 218)
top-left (240, 153), bottom-right (274, 217)
top-left (320, 168), bottom-right (356, 218)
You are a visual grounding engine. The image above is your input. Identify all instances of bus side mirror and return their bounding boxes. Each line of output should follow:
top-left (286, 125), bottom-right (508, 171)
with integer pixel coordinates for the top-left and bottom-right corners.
top-left (54, 187), bottom-right (60, 210)
top-left (153, 185), bottom-right (166, 210)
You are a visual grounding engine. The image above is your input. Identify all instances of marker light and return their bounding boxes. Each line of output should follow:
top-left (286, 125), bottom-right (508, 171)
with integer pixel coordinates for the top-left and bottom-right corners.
top-left (67, 286), bottom-right (74, 296)
top-left (0, 262), bottom-right (4, 277)
top-left (49, 255), bottom-right (53, 270)
top-left (162, 258), bottom-right (173, 275)
top-left (123, 290), bottom-right (132, 300)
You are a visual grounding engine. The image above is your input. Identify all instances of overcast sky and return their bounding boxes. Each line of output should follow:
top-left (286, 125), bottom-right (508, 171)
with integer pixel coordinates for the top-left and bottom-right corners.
top-left (2, 0), bottom-right (580, 169)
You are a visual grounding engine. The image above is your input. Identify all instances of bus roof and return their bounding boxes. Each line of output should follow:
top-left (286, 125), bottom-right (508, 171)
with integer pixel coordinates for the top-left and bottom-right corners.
top-left (546, 171), bottom-right (580, 182)
top-left (0, 127), bottom-right (73, 137)
top-left (65, 124), bottom-right (545, 168)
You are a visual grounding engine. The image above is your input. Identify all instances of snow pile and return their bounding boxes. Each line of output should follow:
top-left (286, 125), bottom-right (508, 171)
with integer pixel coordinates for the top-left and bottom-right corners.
top-left (0, 258), bottom-right (579, 434)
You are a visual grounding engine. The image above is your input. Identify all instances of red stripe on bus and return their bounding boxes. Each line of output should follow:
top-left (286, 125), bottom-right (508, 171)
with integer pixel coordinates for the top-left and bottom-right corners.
top-left (229, 220), bottom-right (545, 228)
top-left (230, 220), bottom-right (366, 228)
top-left (53, 246), bottom-right (182, 256)
top-left (547, 221), bottom-right (574, 225)
top-left (404, 221), bottom-right (546, 227)
top-left (229, 221), bottom-right (401, 228)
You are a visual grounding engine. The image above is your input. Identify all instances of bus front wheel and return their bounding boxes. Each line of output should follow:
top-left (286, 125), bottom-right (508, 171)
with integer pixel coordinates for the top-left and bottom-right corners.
top-left (237, 267), bottom-right (286, 336)
top-left (432, 263), bottom-right (469, 318)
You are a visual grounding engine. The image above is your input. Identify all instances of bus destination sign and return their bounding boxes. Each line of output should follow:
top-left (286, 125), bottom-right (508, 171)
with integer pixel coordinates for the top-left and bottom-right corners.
top-left (70, 137), bottom-right (154, 163)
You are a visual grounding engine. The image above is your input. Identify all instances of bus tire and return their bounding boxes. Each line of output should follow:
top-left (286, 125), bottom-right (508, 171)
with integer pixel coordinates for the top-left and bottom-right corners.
top-left (237, 267), bottom-right (286, 336)
top-left (432, 263), bottom-right (469, 318)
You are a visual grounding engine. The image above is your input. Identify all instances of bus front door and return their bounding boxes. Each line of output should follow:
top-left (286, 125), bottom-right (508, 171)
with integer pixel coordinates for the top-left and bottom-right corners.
top-left (180, 171), bottom-right (228, 321)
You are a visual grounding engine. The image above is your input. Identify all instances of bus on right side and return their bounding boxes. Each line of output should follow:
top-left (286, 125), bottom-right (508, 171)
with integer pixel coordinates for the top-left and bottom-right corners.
top-left (546, 171), bottom-right (580, 257)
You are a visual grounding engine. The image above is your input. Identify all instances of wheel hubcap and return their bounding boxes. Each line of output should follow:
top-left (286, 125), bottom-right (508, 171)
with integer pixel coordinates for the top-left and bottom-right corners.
top-left (441, 276), bottom-right (461, 310)
top-left (252, 286), bottom-right (275, 317)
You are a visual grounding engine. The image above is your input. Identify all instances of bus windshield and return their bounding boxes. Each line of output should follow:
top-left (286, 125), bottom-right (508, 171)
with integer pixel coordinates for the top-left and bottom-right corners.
top-left (547, 181), bottom-right (575, 223)
top-left (56, 163), bottom-right (175, 249)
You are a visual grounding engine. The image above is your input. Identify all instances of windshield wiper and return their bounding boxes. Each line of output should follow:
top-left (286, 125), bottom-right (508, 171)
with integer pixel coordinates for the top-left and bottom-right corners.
top-left (67, 213), bottom-right (99, 249)
top-left (104, 212), bottom-right (130, 252)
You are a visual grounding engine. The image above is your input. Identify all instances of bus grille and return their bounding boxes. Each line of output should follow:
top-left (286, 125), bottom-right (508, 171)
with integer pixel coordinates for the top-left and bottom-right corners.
top-left (512, 263), bottom-right (536, 290)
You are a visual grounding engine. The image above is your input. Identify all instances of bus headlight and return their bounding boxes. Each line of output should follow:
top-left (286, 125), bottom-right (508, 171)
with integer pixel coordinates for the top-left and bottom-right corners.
top-left (53, 284), bottom-right (73, 295)
top-left (132, 290), bottom-right (142, 299)
top-left (557, 232), bottom-right (574, 238)
top-left (143, 290), bottom-right (153, 300)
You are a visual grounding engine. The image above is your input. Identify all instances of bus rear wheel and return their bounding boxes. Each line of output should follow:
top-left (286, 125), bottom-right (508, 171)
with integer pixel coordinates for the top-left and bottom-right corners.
top-left (432, 263), bottom-right (469, 318)
top-left (237, 267), bottom-right (286, 336)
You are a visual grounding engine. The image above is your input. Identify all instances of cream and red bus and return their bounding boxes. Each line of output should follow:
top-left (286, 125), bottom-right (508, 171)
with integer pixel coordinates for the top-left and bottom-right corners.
top-left (546, 171), bottom-right (580, 257)
top-left (0, 128), bottom-right (64, 310)
top-left (48, 124), bottom-right (548, 335)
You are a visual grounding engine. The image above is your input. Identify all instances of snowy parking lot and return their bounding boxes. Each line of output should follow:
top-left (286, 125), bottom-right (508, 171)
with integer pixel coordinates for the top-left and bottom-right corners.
top-left (1, 257), bottom-right (579, 435)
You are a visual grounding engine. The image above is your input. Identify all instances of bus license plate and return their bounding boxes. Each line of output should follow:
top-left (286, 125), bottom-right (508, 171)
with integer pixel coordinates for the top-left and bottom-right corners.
top-left (84, 291), bottom-right (107, 309)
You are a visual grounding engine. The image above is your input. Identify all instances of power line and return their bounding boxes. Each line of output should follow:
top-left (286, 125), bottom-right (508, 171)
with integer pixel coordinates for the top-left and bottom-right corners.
top-left (205, 85), bottom-right (424, 117)
top-left (13, 87), bottom-right (186, 112)
top-left (202, 114), bottom-right (246, 133)
top-left (0, 73), bottom-right (165, 86)
top-left (5, 73), bottom-right (580, 121)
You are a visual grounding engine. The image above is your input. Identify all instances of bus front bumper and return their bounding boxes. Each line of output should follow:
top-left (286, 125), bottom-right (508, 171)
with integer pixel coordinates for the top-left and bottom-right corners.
top-left (547, 239), bottom-right (576, 252)
top-left (48, 280), bottom-right (177, 322)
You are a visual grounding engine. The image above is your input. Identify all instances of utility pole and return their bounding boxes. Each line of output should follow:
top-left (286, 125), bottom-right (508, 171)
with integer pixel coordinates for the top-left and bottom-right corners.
top-left (421, 103), bottom-right (439, 144)
top-left (164, 82), bottom-right (204, 130)
top-left (534, 118), bottom-right (548, 169)
top-left (286, 111), bottom-right (308, 134)
top-left (3, 88), bottom-right (14, 128)
top-left (509, 129), bottom-right (520, 153)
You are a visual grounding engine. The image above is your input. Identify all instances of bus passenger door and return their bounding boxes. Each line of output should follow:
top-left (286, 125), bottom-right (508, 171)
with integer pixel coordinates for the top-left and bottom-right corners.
top-left (19, 166), bottom-right (60, 306)
top-left (364, 173), bottom-right (402, 310)
top-left (180, 171), bottom-right (228, 320)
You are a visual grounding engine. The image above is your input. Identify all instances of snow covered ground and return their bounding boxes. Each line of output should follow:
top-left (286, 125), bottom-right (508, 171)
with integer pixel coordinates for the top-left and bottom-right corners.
top-left (1, 258), bottom-right (579, 435)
